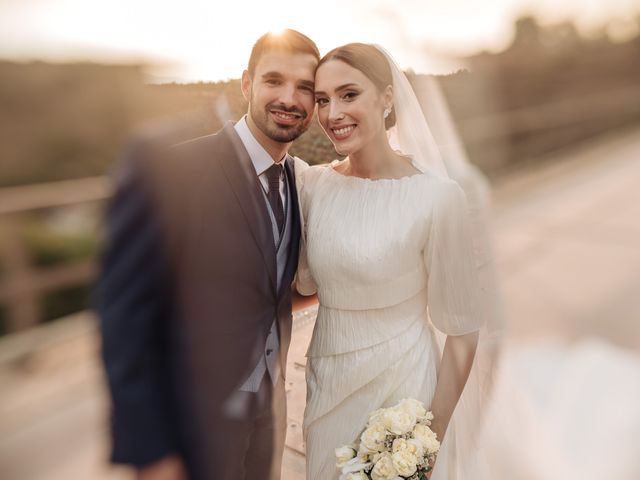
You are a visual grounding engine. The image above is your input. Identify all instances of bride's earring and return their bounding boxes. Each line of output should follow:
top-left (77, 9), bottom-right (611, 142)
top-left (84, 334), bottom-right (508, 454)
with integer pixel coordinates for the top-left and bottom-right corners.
top-left (383, 106), bottom-right (392, 119)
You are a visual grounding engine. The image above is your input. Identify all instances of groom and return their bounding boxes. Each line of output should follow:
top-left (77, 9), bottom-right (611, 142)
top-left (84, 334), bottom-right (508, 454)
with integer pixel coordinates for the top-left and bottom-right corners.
top-left (98, 30), bottom-right (319, 480)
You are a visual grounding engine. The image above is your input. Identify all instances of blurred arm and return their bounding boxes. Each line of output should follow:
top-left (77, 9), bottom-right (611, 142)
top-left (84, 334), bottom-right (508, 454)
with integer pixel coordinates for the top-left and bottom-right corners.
top-left (97, 143), bottom-right (178, 467)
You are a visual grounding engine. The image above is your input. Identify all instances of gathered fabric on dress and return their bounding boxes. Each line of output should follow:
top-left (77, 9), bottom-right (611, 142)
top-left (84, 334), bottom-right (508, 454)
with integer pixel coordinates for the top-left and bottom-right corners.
top-left (295, 159), bottom-right (486, 480)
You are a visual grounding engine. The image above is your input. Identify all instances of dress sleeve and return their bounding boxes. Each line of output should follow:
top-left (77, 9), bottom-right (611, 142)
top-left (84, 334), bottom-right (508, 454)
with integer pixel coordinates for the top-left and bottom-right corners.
top-left (293, 157), bottom-right (318, 296)
top-left (424, 178), bottom-right (486, 335)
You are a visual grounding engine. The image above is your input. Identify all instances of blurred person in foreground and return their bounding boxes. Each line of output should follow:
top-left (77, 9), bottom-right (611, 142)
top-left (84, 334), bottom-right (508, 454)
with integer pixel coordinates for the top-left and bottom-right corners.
top-left (97, 29), bottom-right (319, 480)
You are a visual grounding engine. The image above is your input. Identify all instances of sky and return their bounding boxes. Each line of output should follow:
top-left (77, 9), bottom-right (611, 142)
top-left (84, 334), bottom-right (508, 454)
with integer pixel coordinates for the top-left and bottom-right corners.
top-left (1, 0), bottom-right (638, 81)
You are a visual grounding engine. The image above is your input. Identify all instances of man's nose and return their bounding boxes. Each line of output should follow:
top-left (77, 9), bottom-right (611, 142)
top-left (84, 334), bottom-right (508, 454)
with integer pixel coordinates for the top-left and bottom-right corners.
top-left (277, 83), bottom-right (297, 107)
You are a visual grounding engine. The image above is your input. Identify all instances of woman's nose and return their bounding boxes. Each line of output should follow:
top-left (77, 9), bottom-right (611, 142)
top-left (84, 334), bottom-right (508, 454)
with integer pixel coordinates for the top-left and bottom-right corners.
top-left (328, 100), bottom-right (344, 121)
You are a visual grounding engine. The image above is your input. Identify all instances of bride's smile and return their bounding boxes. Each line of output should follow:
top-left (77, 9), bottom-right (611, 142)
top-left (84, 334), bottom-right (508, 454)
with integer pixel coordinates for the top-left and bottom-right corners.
top-left (314, 59), bottom-right (391, 157)
top-left (331, 124), bottom-right (357, 140)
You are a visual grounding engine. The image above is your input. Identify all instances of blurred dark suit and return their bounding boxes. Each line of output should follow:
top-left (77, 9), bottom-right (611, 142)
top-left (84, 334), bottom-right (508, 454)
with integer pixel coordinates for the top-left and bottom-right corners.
top-left (98, 121), bottom-right (301, 479)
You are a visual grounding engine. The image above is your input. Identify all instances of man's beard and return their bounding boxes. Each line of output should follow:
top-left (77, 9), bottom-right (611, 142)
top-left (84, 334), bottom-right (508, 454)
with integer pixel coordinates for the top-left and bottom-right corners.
top-left (249, 100), bottom-right (309, 143)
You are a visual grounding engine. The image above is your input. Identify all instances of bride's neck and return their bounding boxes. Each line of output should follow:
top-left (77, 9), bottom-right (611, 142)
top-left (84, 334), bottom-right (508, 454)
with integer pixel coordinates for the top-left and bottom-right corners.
top-left (347, 134), bottom-right (397, 179)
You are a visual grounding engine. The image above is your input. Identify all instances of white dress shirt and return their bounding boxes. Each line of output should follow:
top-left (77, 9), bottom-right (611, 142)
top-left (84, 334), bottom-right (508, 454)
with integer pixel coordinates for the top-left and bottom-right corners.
top-left (234, 116), bottom-right (287, 209)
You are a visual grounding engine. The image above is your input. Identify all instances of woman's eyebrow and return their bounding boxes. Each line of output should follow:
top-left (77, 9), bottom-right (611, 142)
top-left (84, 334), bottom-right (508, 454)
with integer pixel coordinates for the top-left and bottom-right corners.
top-left (315, 83), bottom-right (359, 95)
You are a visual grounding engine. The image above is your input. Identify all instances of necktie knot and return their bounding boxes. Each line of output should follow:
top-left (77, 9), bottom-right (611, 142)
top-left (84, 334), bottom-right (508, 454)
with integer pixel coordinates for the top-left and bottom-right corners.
top-left (266, 163), bottom-right (283, 192)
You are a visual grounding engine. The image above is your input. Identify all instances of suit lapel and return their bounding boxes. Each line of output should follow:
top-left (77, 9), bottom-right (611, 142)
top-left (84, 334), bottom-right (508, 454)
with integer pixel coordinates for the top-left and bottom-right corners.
top-left (217, 122), bottom-right (277, 292)
top-left (278, 156), bottom-right (301, 297)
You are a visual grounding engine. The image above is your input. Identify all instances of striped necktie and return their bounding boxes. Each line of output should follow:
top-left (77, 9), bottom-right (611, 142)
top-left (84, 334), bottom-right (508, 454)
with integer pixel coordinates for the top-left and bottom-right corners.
top-left (265, 163), bottom-right (284, 234)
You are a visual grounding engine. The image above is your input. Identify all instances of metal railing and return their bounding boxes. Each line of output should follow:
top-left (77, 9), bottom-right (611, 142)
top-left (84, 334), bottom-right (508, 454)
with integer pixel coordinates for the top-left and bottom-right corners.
top-left (1, 86), bottom-right (639, 334)
top-left (0, 177), bottom-right (111, 331)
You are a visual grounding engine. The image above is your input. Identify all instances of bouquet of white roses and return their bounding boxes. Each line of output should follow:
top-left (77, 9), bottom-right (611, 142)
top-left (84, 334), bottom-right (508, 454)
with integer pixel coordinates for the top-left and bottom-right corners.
top-left (335, 398), bottom-right (440, 480)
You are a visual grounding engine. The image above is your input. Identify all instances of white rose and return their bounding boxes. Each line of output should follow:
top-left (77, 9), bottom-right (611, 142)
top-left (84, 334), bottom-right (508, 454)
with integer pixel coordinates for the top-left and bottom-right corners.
top-left (336, 445), bottom-right (357, 468)
top-left (392, 449), bottom-right (419, 477)
top-left (398, 398), bottom-right (428, 421)
top-left (423, 410), bottom-right (434, 425)
top-left (407, 438), bottom-right (425, 459)
top-left (391, 438), bottom-right (409, 454)
top-left (423, 435), bottom-right (440, 455)
top-left (358, 442), bottom-right (375, 456)
top-left (412, 424), bottom-right (440, 455)
top-left (340, 472), bottom-right (369, 480)
top-left (360, 423), bottom-right (388, 453)
top-left (383, 407), bottom-right (416, 435)
top-left (341, 456), bottom-right (373, 475)
top-left (371, 452), bottom-right (398, 480)
top-left (392, 437), bottom-right (424, 459)
top-left (368, 407), bottom-right (387, 426)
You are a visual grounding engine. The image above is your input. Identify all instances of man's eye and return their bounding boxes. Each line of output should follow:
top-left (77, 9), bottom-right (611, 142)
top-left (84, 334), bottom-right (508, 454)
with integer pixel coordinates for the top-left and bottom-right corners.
top-left (265, 79), bottom-right (280, 85)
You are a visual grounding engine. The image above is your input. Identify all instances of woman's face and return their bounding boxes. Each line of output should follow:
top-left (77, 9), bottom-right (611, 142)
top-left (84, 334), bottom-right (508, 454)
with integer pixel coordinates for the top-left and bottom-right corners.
top-left (314, 59), bottom-right (391, 156)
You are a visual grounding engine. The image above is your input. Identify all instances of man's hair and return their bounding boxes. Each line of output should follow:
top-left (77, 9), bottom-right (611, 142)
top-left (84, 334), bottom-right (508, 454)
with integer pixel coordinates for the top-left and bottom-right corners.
top-left (248, 29), bottom-right (320, 77)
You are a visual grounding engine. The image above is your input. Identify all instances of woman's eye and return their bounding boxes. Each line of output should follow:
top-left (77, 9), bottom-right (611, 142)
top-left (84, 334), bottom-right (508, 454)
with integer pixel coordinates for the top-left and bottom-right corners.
top-left (316, 98), bottom-right (328, 106)
top-left (343, 91), bottom-right (359, 101)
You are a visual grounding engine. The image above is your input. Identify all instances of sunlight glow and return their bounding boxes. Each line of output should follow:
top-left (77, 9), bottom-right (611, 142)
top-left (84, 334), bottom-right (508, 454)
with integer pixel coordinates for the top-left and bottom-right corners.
top-left (0, 0), bottom-right (637, 81)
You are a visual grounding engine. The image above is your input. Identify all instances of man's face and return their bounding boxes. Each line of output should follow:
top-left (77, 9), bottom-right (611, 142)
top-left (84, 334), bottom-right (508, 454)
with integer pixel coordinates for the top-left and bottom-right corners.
top-left (243, 50), bottom-right (317, 143)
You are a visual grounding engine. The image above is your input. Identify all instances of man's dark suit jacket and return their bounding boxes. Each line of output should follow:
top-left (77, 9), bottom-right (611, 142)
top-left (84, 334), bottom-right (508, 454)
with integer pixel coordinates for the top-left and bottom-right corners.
top-left (98, 122), bottom-right (301, 479)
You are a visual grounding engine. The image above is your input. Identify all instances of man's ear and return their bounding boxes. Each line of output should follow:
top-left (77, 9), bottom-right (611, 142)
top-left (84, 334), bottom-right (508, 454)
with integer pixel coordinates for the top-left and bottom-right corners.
top-left (241, 70), bottom-right (251, 102)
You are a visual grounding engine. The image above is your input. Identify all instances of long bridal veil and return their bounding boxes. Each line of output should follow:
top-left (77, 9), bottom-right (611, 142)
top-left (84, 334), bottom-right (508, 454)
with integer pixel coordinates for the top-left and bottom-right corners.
top-left (375, 44), bottom-right (506, 479)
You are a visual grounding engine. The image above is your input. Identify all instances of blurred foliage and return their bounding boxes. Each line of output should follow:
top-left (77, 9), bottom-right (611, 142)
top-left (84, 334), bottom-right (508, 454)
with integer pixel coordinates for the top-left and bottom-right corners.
top-left (41, 284), bottom-right (92, 323)
top-left (1, 15), bottom-right (639, 187)
top-left (0, 62), bottom-right (146, 186)
top-left (453, 15), bottom-right (640, 171)
top-left (0, 215), bottom-right (99, 335)
top-left (0, 304), bottom-right (7, 336)
top-left (21, 217), bottom-right (98, 267)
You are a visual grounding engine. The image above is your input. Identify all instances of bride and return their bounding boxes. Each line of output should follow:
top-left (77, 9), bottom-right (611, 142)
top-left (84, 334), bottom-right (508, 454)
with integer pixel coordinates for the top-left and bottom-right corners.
top-left (294, 43), bottom-right (497, 479)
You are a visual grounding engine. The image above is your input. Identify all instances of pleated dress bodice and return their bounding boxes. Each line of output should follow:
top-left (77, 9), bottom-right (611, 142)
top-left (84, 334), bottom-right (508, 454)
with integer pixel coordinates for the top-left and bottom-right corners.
top-left (294, 159), bottom-right (485, 480)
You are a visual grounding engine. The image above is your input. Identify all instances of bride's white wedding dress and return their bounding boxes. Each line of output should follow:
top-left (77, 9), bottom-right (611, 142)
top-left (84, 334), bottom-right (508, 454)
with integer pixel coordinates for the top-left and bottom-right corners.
top-left (295, 158), bottom-right (486, 480)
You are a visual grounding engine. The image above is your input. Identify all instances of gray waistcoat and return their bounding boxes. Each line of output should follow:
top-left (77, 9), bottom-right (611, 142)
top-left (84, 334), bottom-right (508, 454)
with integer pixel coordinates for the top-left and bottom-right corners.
top-left (238, 167), bottom-right (292, 392)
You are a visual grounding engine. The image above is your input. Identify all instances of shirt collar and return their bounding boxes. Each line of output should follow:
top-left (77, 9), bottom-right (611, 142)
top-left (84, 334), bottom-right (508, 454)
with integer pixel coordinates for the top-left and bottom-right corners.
top-left (234, 116), bottom-right (287, 177)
